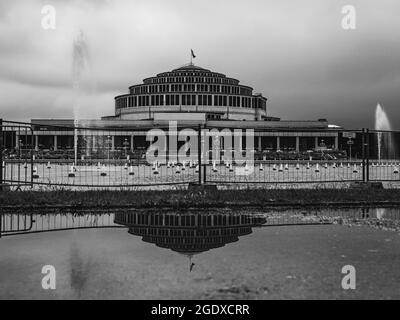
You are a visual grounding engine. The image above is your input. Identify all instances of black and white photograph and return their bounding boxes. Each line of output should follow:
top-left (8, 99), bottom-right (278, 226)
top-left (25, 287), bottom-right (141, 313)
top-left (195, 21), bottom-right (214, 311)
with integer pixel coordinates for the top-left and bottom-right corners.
top-left (1, 0), bottom-right (400, 308)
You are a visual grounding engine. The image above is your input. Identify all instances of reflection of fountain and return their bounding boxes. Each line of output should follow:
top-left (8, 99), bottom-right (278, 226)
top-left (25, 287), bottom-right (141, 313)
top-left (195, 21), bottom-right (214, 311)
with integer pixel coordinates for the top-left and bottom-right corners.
top-left (69, 240), bottom-right (93, 298)
top-left (375, 103), bottom-right (393, 161)
top-left (72, 30), bottom-right (90, 164)
top-left (375, 208), bottom-right (386, 220)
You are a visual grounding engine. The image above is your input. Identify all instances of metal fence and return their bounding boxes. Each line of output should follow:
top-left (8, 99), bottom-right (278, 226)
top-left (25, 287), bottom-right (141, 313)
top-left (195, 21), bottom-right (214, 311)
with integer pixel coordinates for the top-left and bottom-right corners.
top-left (0, 211), bottom-right (122, 237)
top-left (1, 119), bottom-right (400, 190)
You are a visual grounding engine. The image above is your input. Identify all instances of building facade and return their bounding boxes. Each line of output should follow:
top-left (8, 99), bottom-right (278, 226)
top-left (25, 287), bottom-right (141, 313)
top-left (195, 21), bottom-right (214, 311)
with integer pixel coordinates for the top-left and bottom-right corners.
top-left (112, 64), bottom-right (269, 121)
top-left (4, 63), bottom-right (344, 156)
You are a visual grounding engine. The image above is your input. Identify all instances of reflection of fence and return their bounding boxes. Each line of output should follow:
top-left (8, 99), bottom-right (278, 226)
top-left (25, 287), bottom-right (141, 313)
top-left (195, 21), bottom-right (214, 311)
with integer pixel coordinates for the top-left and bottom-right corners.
top-left (0, 211), bottom-right (332, 238)
top-left (0, 212), bottom-right (122, 237)
top-left (1, 119), bottom-right (400, 190)
top-left (0, 213), bottom-right (34, 237)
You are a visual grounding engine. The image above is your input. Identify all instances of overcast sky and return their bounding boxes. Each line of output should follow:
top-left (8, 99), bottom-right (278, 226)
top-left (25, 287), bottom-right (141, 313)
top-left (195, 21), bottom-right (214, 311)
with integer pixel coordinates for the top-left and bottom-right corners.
top-left (0, 0), bottom-right (399, 129)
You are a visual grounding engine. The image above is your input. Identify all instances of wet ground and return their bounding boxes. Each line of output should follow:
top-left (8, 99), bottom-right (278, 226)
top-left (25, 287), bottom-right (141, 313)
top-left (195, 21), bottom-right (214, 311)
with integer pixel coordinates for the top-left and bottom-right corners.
top-left (1, 209), bottom-right (400, 299)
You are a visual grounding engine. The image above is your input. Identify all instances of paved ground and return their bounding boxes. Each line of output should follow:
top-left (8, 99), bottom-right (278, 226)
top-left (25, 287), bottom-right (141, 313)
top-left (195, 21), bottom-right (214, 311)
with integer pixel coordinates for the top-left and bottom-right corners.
top-left (1, 221), bottom-right (399, 299)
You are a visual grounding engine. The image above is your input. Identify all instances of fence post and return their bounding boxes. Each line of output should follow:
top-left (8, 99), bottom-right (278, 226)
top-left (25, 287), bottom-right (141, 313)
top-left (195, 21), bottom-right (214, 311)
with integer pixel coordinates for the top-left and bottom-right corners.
top-left (366, 128), bottom-right (370, 182)
top-left (0, 118), bottom-right (3, 192)
top-left (362, 128), bottom-right (366, 182)
top-left (30, 128), bottom-right (34, 189)
top-left (203, 125), bottom-right (207, 185)
top-left (198, 124), bottom-right (202, 185)
top-left (0, 120), bottom-right (2, 233)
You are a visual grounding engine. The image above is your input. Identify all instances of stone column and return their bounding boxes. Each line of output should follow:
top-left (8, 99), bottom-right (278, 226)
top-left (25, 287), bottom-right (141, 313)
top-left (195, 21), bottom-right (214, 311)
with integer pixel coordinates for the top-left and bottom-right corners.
top-left (35, 135), bottom-right (39, 151)
top-left (295, 136), bottom-right (300, 152)
top-left (15, 133), bottom-right (20, 149)
top-left (92, 135), bottom-right (97, 152)
top-left (54, 135), bottom-right (58, 151)
top-left (213, 135), bottom-right (220, 163)
top-left (334, 135), bottom-right (339, 150)
top-left (111, 136), bottom-right (115, 151)
top-left (276, 136), bottom-right (280, 151)
top-left (130, 135), bottom-right (134, 151)
top-left (237, 132), bottom-right (242, 151)
top-left (258, 136), bottom-right (262, 152)
top-left (315, 137), bottom-right (319, 149)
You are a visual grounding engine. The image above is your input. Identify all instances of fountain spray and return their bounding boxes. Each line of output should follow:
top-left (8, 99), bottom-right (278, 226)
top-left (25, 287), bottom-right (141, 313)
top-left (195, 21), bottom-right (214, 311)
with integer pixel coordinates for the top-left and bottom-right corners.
top-left (375, 103), bottom-right (393, 162)
top-left (72, 30), bottom-right (90, 165)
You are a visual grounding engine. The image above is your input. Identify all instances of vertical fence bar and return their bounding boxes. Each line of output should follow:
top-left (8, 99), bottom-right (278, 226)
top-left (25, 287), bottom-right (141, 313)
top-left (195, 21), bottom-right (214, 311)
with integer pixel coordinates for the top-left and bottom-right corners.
top-left (366, 128), bottom-right (370, 182)
top-left (198, 124), bottom-right (202, 185)
top-left (203, 125), bottom-right (207, 185)
top-left (0, 118), bottom-right (3, 238)
top-left (17, 125), bottom-right (21, 189)
top-left (0, 118), bottom-right (3, 191)
top-left (362, 128), bottom-right (366, 182)
top-left (30, 128), bottom-right (34, 188)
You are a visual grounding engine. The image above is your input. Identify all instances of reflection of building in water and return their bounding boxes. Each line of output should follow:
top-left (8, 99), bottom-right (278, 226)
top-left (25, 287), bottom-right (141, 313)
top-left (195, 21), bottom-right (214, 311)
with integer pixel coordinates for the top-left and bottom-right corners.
top-left (114, 212), bottom-right (266, 256)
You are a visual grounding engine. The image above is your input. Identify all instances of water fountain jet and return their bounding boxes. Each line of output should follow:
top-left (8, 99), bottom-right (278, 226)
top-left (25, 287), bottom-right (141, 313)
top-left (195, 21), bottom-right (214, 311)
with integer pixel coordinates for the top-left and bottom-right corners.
top-left (375, 103), bottom-right (393, 162)
top-left (72, 30), bottom-right (90, 165)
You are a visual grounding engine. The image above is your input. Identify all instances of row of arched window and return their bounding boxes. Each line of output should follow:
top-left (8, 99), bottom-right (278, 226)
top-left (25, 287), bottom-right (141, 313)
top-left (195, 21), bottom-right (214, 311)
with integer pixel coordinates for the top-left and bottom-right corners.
top-left (115, 94), bottom-right (266, 110)
top-left (142, 76), bottom-right (238, 85)
top-left (130, 84), bottom-right (250, 95)
top-left (118, 213), bottom-right (252, 227)
top-left (143, 72), bottom-right (238, 85)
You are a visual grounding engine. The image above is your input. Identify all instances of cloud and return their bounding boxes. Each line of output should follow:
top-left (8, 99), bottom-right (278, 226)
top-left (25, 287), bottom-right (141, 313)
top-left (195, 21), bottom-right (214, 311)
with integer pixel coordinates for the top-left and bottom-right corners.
top-left (0, 0), bottom-right (399, 129)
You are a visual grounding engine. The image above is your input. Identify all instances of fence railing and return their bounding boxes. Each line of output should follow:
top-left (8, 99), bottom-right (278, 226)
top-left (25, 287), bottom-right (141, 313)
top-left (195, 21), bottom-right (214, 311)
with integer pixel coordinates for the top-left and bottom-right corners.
top-left (0, 212), bottom-right (122, 237)
top-left (1, 119), bottom-right (400, 190)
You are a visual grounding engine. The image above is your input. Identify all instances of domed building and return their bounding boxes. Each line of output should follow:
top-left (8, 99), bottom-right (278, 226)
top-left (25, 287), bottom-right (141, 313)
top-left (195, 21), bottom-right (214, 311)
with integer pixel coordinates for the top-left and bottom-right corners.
top-left (114, 211), bottom-right (267, 258)
top-left (110, 63), bottom-right (269, 122)
top-left (22, 61), bottom-right (343, 154)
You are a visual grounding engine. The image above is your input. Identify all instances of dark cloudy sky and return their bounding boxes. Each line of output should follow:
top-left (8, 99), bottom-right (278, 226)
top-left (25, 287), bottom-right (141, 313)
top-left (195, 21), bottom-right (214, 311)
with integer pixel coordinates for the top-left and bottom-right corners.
top-left (0, 0), bottom-right (399, 129)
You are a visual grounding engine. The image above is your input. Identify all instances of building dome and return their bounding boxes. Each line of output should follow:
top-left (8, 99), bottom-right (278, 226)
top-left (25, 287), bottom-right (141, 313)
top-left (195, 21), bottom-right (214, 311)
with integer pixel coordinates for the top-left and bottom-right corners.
top-left (171, 64), bottom-right (211, 72)
top-left (114, 212), bottom-right (266, 256)
top-left (113, 63), bottom-right (268, 121)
